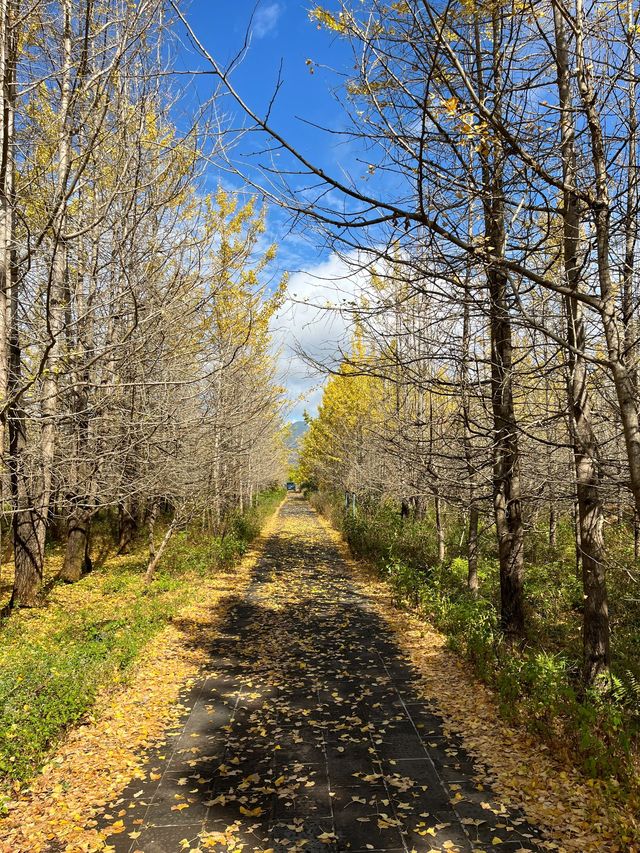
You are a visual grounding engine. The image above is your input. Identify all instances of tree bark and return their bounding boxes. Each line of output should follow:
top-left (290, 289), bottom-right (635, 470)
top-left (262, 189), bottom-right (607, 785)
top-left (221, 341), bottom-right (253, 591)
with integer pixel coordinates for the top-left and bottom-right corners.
top-left (476, 10), bottom-right (525, 640)
top-left (489, 262), bottom-right (525, 640)
top-left (461, 215), bottom-right (479, 594)
top-left (60, 509), bottom-right (91, 582)
top-left (147, 499), bottom-right (158, 561)
top-left (117, 498), bottom-right (138, 553)
top-left (9, 404), bottom-right (43, 607)
top-left (434, 494), bottom-right (445, 563)
top-left (553, 0), bottom-right (609, 683)
top-left (144, 517), bottom-right (177, 584)
top-left (566, 0), bottom-right (640, 527)
top-left (548, 505), bottom-right (557, 549)
top-left (467, 503), bottom-right (479, 595)
top-left (36, 0), bottom-right (72, 558)
top-left (2, 0), bottom-right (42, 608)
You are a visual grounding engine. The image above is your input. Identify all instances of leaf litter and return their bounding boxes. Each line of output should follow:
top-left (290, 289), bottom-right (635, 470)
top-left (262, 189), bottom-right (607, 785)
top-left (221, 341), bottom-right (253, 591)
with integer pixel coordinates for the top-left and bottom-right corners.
top-left (92, 499), bottom-right (547, 852)
top-left (0, 509), bottom-right (282, 853)
top-left (315, 512), bottom-right (640, 852)
top-left (3, 499), bottom-right (637, 853)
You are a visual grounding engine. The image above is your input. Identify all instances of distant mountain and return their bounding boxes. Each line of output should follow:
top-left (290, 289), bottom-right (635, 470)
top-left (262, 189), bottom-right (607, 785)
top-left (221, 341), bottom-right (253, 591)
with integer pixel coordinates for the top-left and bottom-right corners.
top-left (285, 420), bottom-right (309, 466)
top-left (286, 420), bottom-right (308, 446)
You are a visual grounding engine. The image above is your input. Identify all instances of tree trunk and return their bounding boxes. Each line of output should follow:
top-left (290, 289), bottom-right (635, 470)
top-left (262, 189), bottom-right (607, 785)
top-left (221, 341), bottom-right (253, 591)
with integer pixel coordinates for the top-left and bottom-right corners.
top-left (3, 2), bottom-right (43, 608)
top-left (411, 493), bottom-right (426, 521)
top-left (144, 517), bottom-right (177, 584)
top-left (147, 499), bottom-right (158, 561)
top-left (461, 243), bottom-right (479, 594)
top-left (467, 503), bottom-right (479, 595)
top-left (579, 465), bottom-right (608, 684)
top-left (59, 510), bottom-right (91, 582)
top-left (489, 266), bottom-right (525, 640)
top-left (0, 0), bottom-right (17, 454)
top-left (36, 0), bottom-right (72, 558)
top-left (475, 9), bottom-right (525, 640)
top-left (565, 0), bottom-right (640, 526)
top-left (573, 499), bottom-right (582, 578)
top-left (117, 498), bottom-right (138, 553)
top-left (548, 505), bottom-right (557, 549)
top-left (11, 512), bottom-right (42, 607)
top-left (554, 1), bottom-right (609, 683)
top-left (434, 494), bottom-right (445, 563)
top-left (9, 404), bottom-right (43, 607)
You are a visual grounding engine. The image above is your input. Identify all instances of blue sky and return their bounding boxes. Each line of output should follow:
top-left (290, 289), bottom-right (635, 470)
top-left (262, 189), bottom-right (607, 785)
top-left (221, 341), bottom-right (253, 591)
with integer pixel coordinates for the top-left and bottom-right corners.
top-left (174, 0), bottom-right (361, 420)
top-left (177, 1), bottom-right (352, 172)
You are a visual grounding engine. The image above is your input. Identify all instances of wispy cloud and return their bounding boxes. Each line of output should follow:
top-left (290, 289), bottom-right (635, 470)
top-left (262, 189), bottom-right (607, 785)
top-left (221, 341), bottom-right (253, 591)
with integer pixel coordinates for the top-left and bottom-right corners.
top-left (272, 252), bottom-right (369, 420)
top-left (253, 2), bottom-right (283, 39)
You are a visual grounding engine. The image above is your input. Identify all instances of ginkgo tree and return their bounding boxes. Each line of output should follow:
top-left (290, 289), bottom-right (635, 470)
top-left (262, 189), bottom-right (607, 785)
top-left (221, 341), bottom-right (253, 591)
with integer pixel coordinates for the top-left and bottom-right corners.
top-left (299, 330), bottom-right (387, 496)
top-left (0, 0), bottom-right (289, 605)
top-left (201, 188), bottom-right (288, 528)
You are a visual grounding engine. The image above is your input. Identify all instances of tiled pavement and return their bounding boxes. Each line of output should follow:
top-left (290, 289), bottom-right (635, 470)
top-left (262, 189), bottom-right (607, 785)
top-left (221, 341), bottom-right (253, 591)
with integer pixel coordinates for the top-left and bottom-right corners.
top-left (101, 497), bottom-right (545, 853)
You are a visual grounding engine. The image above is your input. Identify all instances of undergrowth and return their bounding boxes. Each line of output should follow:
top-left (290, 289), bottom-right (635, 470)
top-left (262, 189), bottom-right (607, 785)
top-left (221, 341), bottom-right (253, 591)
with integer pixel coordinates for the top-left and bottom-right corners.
top-left (0, 487), bottom-right (283, 793)
top-left (310, 490), bottom-right (640, 792)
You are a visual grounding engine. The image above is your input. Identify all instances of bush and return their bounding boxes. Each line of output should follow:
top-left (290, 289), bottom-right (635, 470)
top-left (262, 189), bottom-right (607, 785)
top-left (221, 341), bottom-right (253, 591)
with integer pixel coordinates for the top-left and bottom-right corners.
top-left (229, 486), bottom-right (285, 545)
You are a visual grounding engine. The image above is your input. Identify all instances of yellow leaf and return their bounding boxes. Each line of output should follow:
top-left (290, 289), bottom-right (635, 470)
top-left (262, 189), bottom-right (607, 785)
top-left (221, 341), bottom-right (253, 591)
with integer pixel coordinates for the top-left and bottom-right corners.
top-left (239, 805), bottom-right (263, 816)
top-left (443, 96), bottom-right (458, 115)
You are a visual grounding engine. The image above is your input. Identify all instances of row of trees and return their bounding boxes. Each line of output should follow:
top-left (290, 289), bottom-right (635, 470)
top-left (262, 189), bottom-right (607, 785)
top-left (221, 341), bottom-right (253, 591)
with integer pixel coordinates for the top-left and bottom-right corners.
top-left (189, 0), bottom-right (640, 685)
top-left (0, 1), bottom-right (287, 608)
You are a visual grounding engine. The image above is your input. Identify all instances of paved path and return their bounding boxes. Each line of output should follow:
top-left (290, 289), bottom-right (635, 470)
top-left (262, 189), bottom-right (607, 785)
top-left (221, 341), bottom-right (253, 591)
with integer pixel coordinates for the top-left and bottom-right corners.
top-left (104, 497), bottom-right (545, 853)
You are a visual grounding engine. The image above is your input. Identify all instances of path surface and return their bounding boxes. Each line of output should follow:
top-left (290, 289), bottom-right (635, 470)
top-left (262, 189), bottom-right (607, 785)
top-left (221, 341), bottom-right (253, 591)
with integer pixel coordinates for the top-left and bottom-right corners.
top-left (104, 497), bottom-right (545, 853)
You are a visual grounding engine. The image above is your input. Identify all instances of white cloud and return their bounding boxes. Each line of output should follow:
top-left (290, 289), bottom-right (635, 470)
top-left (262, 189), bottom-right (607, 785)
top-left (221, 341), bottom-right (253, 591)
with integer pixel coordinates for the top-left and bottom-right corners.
top-left (253, 2), bottom-right (283, 39)
top-left (272, 252), bottom-right (371, 420)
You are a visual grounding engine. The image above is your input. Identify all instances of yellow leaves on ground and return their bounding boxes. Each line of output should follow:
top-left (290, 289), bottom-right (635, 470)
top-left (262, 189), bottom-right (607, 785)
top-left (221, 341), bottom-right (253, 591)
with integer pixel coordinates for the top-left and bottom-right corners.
top-left (316, 830), bottom-right (338, 842)
top-left (0, 510), bottom-right (282, 853)
top-left (4, 498), bottom-right (636, 853)
top-left (315, 511), bottom-right (640, 852)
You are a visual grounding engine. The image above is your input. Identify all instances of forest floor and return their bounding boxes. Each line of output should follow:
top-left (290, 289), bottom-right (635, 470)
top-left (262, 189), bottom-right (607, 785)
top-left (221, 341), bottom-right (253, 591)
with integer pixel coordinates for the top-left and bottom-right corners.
top-left (2, 496), bottom-right (637, 852)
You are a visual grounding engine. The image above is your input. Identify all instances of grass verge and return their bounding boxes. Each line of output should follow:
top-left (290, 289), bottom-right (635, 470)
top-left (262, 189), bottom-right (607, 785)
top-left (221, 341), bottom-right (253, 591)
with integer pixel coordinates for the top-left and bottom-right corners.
top-left (0, 487), bottom-right (284, 795)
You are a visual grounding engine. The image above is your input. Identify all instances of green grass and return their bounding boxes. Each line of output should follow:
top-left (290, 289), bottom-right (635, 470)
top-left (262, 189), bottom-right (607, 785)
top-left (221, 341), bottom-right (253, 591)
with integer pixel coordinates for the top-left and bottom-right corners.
top-left (0, 569), bottom-right (180, 784)
top-left (0, 487), bottom-right (284, 793)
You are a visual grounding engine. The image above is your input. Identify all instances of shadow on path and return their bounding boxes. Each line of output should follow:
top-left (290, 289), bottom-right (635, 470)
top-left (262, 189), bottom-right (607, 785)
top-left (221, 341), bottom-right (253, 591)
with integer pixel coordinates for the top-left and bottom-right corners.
top-left (100, 498), bottom-right (545, 853)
